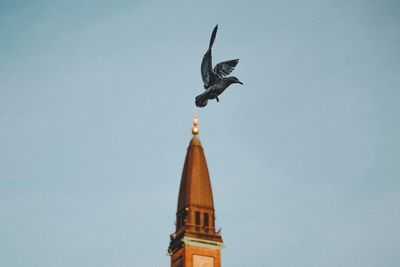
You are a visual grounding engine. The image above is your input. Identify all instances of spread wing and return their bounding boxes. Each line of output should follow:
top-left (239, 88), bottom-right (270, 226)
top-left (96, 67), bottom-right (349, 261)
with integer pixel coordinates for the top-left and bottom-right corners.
top-left (213, 59), bottom-right (239, 77)
top-left (201, 25), bottom-right (219, 89)
top-left (201, 49), bottom-right (213, 88)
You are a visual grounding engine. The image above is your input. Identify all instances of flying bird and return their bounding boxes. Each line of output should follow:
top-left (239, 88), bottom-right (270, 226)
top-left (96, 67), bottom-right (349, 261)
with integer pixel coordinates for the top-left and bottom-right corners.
top-left (195, 25), bottom-right (243, 108)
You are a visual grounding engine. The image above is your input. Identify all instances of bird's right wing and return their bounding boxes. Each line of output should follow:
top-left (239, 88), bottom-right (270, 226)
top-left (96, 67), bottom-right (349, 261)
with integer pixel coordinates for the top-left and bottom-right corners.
top-left (213, 59), bottom-right (239, 77)
top-left (209, 25), bottom-right (218, 50)
top-left (201, 49), bottom-right (213, 88)
top-left (201, 25), bottom-right (219, 89)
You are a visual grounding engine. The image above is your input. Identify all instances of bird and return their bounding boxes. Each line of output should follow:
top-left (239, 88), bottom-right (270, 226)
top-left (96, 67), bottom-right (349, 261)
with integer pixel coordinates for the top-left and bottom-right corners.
top-left (195, 25), bottom-right (243, 108)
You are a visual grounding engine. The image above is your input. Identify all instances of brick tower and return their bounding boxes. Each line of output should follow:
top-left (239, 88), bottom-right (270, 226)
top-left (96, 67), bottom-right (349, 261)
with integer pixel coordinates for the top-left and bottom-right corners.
top-left (168, 116), bottom-right (224, 267)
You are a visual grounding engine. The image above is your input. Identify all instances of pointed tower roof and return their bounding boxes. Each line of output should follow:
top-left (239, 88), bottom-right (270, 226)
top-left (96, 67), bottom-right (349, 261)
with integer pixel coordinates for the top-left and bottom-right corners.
top-left (177, 135), bottom-right (214, 211)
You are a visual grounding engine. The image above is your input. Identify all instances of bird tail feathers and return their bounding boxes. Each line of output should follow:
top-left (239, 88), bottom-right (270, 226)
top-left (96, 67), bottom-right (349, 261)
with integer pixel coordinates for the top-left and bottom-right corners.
top-left (195, 93), bottom-right (209, 108)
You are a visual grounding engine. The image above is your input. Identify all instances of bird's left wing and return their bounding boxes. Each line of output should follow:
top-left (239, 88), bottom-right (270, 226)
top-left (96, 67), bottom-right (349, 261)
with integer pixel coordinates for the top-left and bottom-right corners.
top-left (213, 59), bottom-right (239, 77)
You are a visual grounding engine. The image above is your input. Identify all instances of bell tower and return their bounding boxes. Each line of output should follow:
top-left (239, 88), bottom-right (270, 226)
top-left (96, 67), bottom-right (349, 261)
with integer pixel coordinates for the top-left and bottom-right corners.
top-left (168, 116), bottom-right (224, 267)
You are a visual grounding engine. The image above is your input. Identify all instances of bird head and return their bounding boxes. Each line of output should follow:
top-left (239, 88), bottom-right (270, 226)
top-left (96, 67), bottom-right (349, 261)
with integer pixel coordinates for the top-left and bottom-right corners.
top-left (228, 77), bottom-right (243, 85)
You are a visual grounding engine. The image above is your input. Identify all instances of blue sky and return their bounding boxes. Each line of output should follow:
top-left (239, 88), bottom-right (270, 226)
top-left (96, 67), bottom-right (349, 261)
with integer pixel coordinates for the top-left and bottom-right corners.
top-left (1, 1), bottom-right (399, 266)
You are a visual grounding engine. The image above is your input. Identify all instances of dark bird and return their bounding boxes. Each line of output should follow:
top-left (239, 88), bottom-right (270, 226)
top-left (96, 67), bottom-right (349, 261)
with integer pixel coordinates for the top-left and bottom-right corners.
top-left (195, 25), bottom-right (243, 108)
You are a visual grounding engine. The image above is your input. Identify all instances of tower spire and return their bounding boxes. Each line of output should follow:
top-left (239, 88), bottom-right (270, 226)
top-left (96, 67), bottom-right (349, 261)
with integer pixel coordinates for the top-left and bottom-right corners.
top-left (168, 116), bottom-right (223, 266)
top-left (192, 112), bottom-right (199, 135)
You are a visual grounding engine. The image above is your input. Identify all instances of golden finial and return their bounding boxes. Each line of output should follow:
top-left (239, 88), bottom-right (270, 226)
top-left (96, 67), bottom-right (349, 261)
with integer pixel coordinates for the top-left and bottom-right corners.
top-left (192, 112), bottom-right (199, 135)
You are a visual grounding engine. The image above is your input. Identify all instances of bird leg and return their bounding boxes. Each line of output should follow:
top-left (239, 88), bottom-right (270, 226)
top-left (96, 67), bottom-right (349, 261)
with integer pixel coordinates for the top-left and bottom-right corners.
top-left (216, 95), bottom-right (219, 102)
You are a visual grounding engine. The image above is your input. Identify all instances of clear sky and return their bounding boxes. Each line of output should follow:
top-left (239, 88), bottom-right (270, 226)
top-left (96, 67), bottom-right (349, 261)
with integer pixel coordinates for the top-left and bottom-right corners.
top-left (1, 1), bottom-right (399, 266)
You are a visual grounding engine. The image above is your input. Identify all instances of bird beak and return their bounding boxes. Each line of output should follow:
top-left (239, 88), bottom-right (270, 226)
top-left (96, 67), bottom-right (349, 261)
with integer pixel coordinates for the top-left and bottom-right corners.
top-left (237, 81), bottom-right (243, 85)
